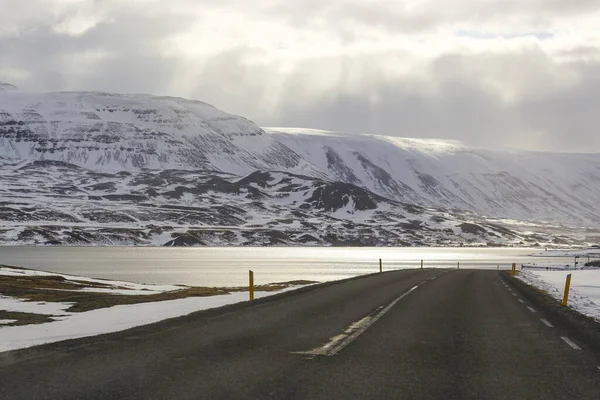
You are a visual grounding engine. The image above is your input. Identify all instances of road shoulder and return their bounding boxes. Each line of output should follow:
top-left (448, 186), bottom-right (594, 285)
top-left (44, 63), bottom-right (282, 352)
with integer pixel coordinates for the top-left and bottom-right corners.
top-left (502, 271), bottom-right (600, 355)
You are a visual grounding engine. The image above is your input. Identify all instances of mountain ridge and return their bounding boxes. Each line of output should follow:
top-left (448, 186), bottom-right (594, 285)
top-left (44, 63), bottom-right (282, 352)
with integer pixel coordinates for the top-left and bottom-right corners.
top-left (1, 157), bottom-right (591, 247)
top-left (1, 85), bottom-right (599, 228)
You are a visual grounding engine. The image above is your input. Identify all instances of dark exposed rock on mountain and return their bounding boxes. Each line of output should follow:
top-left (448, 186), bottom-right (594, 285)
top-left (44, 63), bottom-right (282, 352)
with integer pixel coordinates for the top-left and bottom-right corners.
top-left (0, 84), bottom-right (598, 246)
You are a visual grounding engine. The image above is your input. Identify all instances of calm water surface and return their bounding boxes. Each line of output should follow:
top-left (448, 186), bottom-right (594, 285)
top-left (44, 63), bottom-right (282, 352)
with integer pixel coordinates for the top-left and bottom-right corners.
top-left (0, 247), bottom-right (559, 287)
top-left (0, 247), bottom-right (556, 286)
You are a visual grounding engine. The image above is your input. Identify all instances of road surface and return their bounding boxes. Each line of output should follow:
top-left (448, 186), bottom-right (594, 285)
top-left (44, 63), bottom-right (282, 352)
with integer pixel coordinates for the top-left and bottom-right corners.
top-left (1, 269), bottom-right (599, 399)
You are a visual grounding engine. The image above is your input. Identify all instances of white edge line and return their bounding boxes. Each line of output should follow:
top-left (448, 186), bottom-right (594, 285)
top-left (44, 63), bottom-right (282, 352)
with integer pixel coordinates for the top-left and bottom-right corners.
top-left (294, 279), bottom-right (428, 358)
top-left (561, 337), bottom-right (582, 350)
top-left (326, 285), bottom-right (419, 356)
top-left (540, 318), bottom-right (554, 328)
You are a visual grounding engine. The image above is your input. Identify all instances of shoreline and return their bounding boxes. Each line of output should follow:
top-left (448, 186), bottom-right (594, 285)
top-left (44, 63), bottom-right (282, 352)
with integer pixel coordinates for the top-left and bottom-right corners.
top-left (0, 265), bottom-right (316, 327)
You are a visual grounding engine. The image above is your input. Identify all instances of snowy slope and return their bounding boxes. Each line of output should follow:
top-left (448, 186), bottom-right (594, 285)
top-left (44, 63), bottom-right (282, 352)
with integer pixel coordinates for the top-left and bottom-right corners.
top-left (1, 83), bottom-right (599, 227)
top-left (0, 83), bottom-right (19, 91)
top-left (266, 128), bottom-right (600, 226)
top-left (0, 84), bottom-right (319, 176)
top-left (2, 158), bottom-right (590, 247)
top-left (518, 270), bottom-right (600, 321)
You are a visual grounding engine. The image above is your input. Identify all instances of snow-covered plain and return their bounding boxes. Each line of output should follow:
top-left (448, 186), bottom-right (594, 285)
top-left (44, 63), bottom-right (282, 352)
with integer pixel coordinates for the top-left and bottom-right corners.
top-left (518, 270), bottom-right (600, 321)
top-left (530, 248), bottom-right (600, 258)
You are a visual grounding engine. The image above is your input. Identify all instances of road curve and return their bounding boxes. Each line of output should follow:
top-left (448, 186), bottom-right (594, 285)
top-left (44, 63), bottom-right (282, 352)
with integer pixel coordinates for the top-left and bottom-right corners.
top-left (1, 269), bottom-right (599, 399)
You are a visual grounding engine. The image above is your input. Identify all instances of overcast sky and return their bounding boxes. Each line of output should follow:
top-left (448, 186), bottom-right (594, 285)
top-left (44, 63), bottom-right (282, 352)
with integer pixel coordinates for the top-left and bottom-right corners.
top-left (1, 0), bottom-right (600, 152)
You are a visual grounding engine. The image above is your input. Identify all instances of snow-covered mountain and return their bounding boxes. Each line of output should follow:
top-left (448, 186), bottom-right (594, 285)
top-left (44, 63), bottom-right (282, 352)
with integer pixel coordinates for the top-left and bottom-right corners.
top-left (1, 83), bottom-right (599, 230)
top-left (266, 128), bottom-right (600, 226)
top-left (0, 83), bottom-right (318, 176)
top-left (0, 82), bottom-right (19, 91)
top-left (1, 158), bottom-right (591, 247)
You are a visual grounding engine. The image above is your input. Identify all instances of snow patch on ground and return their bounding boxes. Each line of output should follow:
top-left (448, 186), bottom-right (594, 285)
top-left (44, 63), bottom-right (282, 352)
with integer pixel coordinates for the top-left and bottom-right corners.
top-left (0, 295), bottom-right (73, 316)
top-left (0, 285), bottom-right (308, 353)
top-left (518, 270), bottom-right (600, 321)
top-left (530, 248), bottom-right (600, 258)
top-left (522, 263), bottom-right (600, 270)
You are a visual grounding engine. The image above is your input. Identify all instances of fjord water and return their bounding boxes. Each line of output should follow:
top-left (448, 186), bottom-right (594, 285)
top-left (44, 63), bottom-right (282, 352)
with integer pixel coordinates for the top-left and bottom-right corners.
top-left (0, 247), bottom-right (560, 287)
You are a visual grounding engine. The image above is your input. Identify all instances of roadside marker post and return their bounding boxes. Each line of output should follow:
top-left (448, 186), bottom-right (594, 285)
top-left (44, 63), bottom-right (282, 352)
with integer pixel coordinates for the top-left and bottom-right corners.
top-left (562, 274), bottom-right (572, 306)
top-left (421, 260), bottom-right (423, 269)
top-left (380, 258), bottom-right (382, 273)
top-left (249, 270), bottom-right (255, 301)
top-left (511, 263), bottom-right (517, 276)
top-left (457, 262), bottom-right (460, 269)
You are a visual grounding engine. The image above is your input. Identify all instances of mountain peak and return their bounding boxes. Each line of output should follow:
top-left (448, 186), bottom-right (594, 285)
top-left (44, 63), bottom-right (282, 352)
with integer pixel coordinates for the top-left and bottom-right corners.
top-left (0, 82), bottom-right (19, 91)
top-left (0, 87), bottom-right (311, 175)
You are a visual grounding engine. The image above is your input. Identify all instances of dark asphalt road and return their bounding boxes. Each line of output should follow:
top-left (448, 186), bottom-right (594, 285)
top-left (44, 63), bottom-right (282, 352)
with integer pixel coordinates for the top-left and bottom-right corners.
top-left (1, 269), bottom-right (599, 399)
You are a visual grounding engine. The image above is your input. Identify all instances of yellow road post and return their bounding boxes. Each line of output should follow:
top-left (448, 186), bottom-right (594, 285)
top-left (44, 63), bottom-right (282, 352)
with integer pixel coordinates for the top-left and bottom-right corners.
top-left (562, 274), bottom-right (572, 306)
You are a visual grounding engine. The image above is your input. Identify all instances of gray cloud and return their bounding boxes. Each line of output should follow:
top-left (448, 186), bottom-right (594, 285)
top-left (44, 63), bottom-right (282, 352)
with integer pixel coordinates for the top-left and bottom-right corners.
top-left (1, 0), bottom-right (600, 152)
top-left (0, 3), bottom-right (192, 93)
top-left (264, 0), bottom-right (600, 34)
top-left (243, 50), bottom-right (600, 153)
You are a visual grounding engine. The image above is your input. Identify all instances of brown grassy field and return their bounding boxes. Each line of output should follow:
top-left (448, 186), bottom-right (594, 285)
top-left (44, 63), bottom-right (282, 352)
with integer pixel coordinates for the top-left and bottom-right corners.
top-left (0, 265), bottom-right (316, 326)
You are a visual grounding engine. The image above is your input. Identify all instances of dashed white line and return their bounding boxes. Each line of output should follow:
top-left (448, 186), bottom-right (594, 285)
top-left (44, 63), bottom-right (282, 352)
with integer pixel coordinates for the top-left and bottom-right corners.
top-left (527, 306), bottom-right (537, 313)
top-left (540, 319), bottom-right (554, 328)
top-left (561, 337), bottom-right (582, 351)
top-left (512, 293), bottom-right (518, 297)
top-left (518, 298), bottom-right (525, 303)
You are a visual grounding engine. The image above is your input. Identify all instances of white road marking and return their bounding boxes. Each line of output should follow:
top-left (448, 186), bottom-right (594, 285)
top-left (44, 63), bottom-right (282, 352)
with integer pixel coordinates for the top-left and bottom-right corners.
top-left (518, 298), bottom-right (525, 303)
top-left (561, 337), bottom-right (582, 351)
top-left (527, 306), bottom-right (537, 313)
top-left (293, 283), bottom-right (423, 357)
top-left (540, 319), bottom-right (554, 328)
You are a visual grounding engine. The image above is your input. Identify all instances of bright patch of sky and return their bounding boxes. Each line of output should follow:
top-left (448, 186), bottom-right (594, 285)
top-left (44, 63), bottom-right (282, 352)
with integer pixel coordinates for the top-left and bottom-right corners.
top-left (455, 31), bottom-right (555, 40)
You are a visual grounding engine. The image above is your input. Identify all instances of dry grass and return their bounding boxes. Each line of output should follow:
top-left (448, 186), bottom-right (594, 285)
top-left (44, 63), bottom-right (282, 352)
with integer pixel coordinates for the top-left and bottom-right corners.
top-left (1, 270), bottom-right (318, 317)
top-left (1, 277), bottom-right (229, 313)
top-left (224, 280), bottom-right (318, 293)
top-left (0, 310), bottom-right (54, 326)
